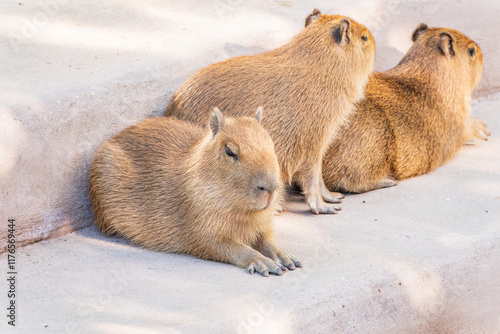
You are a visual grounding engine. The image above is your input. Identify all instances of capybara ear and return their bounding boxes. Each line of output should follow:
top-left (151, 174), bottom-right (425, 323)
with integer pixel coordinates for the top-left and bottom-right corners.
top-left (438, 32), bottom-right (455, 57)
top-left (209, 107), bottom-right (224, 136)
top-left (411, 23), bottom-right (429, 42)
top-left (304, 8), bottom-right (322, 27)
top-left (334, 18), bottom-right (351, 46)
top-left (255, 107), bottom-right (263, 123)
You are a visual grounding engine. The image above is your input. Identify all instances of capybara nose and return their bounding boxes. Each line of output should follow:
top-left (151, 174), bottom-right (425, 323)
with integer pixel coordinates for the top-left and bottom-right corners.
top-left (256, 185), bottom-right (277, 193)
top-left (257, 186), bottom-right (277, 196)
top-left (256, 171), bottom-right (280, 192)
top-left (256, 185), bottom-right (277, 207)
top-left (256, 177), bottom-right (279, 194)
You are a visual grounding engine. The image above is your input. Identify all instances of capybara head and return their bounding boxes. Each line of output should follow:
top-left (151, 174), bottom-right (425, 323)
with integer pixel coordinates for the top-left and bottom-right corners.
top-left (405, 23), bottom-right (483, 90)
top-left (201, 107), bottom-right (280, 212)
top-left (303, 8), bottom-right (376, 84)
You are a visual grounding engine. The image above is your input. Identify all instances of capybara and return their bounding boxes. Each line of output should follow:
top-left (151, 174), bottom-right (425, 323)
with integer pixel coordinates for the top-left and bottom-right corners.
top-left (89, 107), bottom-right (301, 276)
top-left (166, 9), bottom-right (375, 214)
top-left (322, 24), bottom-right (489, 193)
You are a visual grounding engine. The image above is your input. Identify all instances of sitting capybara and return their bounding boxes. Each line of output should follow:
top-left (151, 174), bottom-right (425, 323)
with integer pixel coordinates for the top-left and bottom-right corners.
top-left (165, 9), bottom-right (376, 214)
top-left (322, 24), bottom-right (490, 193)
top-left (89, 107), bottom-right (301, 276)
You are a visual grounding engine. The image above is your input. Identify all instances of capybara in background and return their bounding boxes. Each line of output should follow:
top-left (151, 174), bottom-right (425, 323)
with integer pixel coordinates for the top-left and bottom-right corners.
top-left (322, 24), bottom-right (489, 193)
top-left (166, 9), bottom-right (376, 214)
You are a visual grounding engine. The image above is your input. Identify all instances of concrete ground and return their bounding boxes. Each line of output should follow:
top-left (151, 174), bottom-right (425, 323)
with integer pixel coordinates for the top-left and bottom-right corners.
top-left (1, 97), bottom-right (500, 333)
top-left (1, 96), bottom-right (499, 333)
top-left (1, 0), bottom-right (500, 333)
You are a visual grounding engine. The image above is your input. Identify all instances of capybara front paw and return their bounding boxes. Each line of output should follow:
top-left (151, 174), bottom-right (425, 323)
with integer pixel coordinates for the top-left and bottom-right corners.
top-left (247, 256), bottom-right (286, 277)
top-left (275, 252), bottom-right (302, 271)
top-left (320, 176), bottom-right (345, 203)
top-left (308, 199), bottom-right (341, 215)
top-left (321, 190), bottom-right (344, 203)
top-left (261, 245), bottom-right (302, 271)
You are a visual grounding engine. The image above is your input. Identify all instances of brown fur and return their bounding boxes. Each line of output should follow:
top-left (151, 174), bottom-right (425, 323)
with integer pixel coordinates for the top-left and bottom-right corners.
top-left (165, 9), bottom-right (375, 214)
top-left (89, 109), bottom-right (301, 276)
top-left (323, 24), bottom-right (489, 193)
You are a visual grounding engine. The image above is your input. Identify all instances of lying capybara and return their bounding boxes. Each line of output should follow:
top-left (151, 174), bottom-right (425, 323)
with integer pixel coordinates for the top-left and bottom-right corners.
top-left (322, 24), bottom-right (489, 193)
top-left (89, 107), bottom-right (301, 276)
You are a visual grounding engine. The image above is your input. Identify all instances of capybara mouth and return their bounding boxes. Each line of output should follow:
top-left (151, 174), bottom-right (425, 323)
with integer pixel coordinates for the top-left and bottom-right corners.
top-left (254, 190), bottom-right (276, 211)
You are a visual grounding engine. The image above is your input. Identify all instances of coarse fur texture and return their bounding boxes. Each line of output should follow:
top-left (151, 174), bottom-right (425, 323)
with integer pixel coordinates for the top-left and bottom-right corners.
top-left (322, 24), bottom-right (490, 193)
top-left (89, 108), bottom-right (301, 276)
top-left (165, 9), bottom-right (376, 214)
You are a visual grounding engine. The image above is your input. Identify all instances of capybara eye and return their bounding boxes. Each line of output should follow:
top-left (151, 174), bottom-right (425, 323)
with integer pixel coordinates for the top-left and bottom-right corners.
top-left (225, 146), bottom-right (238, 160)
top-left (361, 35), bottom-right (368, 41)
top-left (468, 47), bottom-right (475, 57)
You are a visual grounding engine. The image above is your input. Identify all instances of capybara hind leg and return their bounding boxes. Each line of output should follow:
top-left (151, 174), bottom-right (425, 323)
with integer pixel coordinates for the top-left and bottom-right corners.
top-left (256, 238), bottom-right (302, 271)
top-left (465, 116), bottom-right (491, 141)
top-left (337, 175), bottom-right (398, 193)
top-left (377, 178), bottom-right (398, 189)
top-left (354, 177), bottom-right (398, 193)
top-left (217, 242), bottom-right (286, 277)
